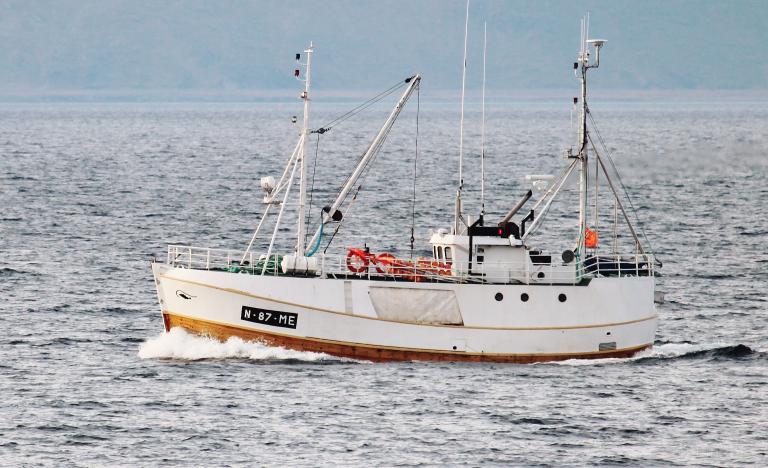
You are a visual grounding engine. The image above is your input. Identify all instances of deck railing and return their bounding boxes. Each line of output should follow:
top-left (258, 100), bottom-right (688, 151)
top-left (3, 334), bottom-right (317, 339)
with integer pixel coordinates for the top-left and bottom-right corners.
top-left (165, 244), bottom-right (654, 285)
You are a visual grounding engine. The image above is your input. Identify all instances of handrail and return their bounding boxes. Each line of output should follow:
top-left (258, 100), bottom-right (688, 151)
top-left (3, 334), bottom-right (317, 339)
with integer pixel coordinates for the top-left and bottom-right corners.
top-left (164, 244), bottom-right (654, 285)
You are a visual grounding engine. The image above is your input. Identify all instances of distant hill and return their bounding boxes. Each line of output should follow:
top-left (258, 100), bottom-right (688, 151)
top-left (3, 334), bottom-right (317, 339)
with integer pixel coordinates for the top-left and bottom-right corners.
top-left (0, 0), bottom-right (766, 97)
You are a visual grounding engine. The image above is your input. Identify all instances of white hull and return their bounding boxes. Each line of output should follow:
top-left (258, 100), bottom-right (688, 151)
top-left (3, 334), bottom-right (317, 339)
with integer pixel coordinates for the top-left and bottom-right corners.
top-left (152, 263), bottom-right (657, 362)
top-left (149, 31), bottom-right (659, 363)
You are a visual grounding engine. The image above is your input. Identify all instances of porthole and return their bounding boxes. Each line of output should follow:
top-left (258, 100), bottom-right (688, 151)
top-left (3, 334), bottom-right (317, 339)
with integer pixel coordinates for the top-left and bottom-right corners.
top-left (537, 272), bottom-right (545, 279)
top-left (494, 292), bottom-right (503, 301)
top-left (558, 293), bottom-right (567, 303)
top-left (520, 293), bottom-right (529, 302)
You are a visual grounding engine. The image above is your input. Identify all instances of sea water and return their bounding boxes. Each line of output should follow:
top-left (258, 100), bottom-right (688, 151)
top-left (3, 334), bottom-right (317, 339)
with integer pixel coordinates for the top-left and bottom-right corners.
top-left (1, 98), bottom-right (767, 465)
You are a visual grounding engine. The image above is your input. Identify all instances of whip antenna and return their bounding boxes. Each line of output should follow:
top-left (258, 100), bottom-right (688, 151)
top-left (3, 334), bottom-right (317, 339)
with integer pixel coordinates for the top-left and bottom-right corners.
top-left (454, 0), bottom-right (470, 234)
top-left (480, 21), bottom-right (487, 223)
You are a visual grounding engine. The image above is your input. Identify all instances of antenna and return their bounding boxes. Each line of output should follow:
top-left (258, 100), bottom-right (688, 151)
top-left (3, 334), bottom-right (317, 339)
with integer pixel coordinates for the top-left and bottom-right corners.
top-left (586, 13), bottom-right (590, 53)
top-left (480, 21), bottom-right (487, 222)
top-left (579, 16), bottom-right (585, 63)
top-left (574, 15), bottom-right (607, 256)
top-left (459, 0), bottom-right (469, 188)
top-left (296, 41), bottom-right (314, 256)
top-left (454, 0), bottom-right (470, 234)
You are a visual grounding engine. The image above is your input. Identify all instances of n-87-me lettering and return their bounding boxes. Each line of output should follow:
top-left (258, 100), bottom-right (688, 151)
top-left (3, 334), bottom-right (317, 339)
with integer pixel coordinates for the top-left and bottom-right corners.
top-left (241, 306), bottom-right (298, 329)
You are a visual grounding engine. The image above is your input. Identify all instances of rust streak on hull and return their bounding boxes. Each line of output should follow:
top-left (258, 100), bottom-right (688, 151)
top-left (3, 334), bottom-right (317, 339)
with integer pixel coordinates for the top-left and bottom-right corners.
top-left (164, 313), bottom-right (651, 364)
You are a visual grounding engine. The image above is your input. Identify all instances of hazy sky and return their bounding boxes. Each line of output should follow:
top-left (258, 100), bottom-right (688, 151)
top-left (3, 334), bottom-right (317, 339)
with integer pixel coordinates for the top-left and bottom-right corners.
top-left (1, 0), bottom-right (766, 97)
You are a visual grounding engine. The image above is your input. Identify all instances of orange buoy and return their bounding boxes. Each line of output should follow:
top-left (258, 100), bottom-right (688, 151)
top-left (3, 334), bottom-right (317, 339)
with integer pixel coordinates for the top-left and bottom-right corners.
top-left (417, 259), bottom-right (452, 276)
top-left (585, 227), bottom-right (598, 248)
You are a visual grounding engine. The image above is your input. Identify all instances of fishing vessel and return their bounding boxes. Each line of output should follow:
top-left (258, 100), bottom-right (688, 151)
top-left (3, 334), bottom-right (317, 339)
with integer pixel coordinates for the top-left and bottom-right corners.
top-left (151, 19), bottom-right (660, 363)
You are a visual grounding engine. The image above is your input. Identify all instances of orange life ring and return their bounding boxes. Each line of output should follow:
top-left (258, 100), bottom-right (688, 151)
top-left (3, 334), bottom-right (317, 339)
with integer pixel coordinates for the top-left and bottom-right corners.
top-left (346, 248), bottom-right (369, 273)
top-left (374, 252), bottom-right (396, 274)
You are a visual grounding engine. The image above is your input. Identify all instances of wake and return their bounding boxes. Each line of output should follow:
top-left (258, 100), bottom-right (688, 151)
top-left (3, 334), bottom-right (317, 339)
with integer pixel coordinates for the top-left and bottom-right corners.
top-left (550, 342), bottom-right (760, 366)
top-left (137, 327), bottom-right (345, 363)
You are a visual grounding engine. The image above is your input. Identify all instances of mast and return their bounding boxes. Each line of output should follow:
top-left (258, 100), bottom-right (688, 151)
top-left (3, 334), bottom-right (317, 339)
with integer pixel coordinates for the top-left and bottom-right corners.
top-left (575, 16), bottom-right (604, 255)
top-left (454, 0), bottom-right (470, 234)
top-left (577, 17), bottom-right (588, 256)
top-left (296, 42), bottom-right (314, 256)
top-left (480, 21), bottom-right (487, 223)
top-left (526, 21), bottom-right (613, 247)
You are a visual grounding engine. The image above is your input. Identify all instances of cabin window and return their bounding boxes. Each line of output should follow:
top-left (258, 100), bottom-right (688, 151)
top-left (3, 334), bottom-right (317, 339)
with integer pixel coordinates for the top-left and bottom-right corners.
top-left (433, 246), bottom-right (437, 259)
top-left (444, 247), bottom-right (452, 261)
top-left (476, 247), bottom-right (484, 264)
top-left (437, 246), bottom-right (444, 260)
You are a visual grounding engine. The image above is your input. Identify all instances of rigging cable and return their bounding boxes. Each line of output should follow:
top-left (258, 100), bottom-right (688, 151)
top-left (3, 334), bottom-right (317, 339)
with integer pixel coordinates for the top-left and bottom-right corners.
top-left (409, 83), bottom-right (420, 257)
top-left (327, 89), bottom-right (408, 218)
top-left (312, 79), bottom-right (408, 134)
top-left (587, 111), bottom-right (659, 264)
top-left (305, 132), bottom-right (321, 244)
top-left (317, 77), bottom-right (418, 253)
top-left (322, 112), bottom-right (401, 253)
top-left (305, 213), bottom-right (324, 257)
top-left (323, 185), bottom-right (362, 254)
top-left (305, 78), bottom-right (408, 253)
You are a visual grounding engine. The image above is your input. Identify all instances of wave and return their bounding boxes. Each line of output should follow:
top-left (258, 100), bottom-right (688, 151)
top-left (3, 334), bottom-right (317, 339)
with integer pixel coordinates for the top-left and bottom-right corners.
top-left (136, 327), bottom-right (346, 363)
top-left (0, 267), bottom-right (29, 277)
top-left (549, 342), bottom-right (761, 366)
top-left (639, 342), bottom-right (757, 361)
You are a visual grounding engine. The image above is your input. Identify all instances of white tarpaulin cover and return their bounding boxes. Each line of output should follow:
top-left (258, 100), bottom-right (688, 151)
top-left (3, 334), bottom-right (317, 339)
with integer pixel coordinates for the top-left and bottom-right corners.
top-left (369, 287), bottom-right (463, 325)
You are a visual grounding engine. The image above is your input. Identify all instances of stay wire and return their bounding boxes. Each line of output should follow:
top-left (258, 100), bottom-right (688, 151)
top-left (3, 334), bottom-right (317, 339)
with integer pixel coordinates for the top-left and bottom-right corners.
top-left (304, 132), bottom-right (321, 244)
top-left (587, 110), bottom-right (657, 259)
top-left (307, 80), bottom-right (407, 250)
top-left (319, 79), bottom-right (417, 253)
top-left (322, 111), bottom-right (401, 253)
top-left (329, 94), bottom-right (407, 215)
top-left (409, 83), bottom-right (420, 257)
top-left (312, 79), bottom-right (407, 134)
top-left (323, 185), bottom-right (361, 254)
